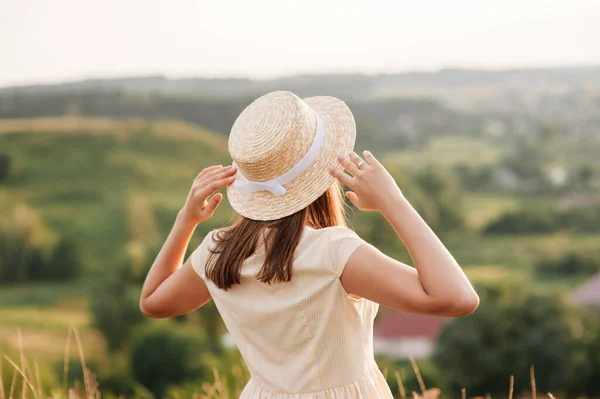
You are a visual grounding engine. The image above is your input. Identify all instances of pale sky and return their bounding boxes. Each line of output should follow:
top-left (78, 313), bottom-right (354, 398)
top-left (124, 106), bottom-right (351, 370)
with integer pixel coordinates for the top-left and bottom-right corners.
top-left (1, 0), bottom-right (599, 87)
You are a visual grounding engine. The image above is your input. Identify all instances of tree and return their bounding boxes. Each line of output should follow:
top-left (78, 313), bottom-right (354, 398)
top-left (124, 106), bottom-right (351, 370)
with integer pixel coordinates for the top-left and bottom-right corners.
top-left (574, 164), bottom-right (596, 188)
top-left (484, 208), bottom-right (558, 235)
top-left (535, 250), bottom-right (600, 277)
top-left (413, 165), bottom-right (465, 232)
top-left (89, 261), bottom-right (146, 352)
top-left (0, 205), bottom-right (48, 283)
top-left (0, 153), bottom-right (10, 182)
top-left (42, 237), bottom-right (81, 280)
top-left (129, 323), bottom-right (209, 397)
top-left (434, 282), bottom-right (598, 397)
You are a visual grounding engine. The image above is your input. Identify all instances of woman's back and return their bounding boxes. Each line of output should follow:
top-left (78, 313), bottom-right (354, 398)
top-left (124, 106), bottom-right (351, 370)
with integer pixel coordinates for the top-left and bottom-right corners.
top-left (192, 225), bottom-right (393, 397)
top-left (139, 91), bottom-right (478, 398)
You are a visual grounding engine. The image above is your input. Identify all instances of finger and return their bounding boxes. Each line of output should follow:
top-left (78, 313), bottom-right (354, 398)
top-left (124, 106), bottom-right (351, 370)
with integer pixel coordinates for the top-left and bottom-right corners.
top-left (202, 165), bottom-right (233, 181)
top-left (204, 193), bottom-right (223, 214)
top-left (199, 165), bottom-right (237, 184)
top-left (197, 175), bottom-right (236, 198)
top-left (337, 154), bottom-right (360, 176)
top-left (345, 191), bottom-right (361, 208)
top-left (362, 150), bottom-right (381, 167)
top-left (347, 151), bottom-right (366, 168)
top-left (329, 167), bottom-right (354, 187)
top-left (196, 165), bottom-right (223, 180)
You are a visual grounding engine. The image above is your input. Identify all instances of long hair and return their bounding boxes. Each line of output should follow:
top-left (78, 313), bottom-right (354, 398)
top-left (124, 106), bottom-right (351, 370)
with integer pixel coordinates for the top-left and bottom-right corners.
top-left (205, 181), bottom-right (347, 290)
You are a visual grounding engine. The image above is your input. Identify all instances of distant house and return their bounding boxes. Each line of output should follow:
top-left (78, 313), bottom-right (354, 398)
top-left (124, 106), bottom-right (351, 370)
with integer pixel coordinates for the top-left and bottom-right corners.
top-left (560, 193), bottom-right (600, 209)
top-left (373, 312), bottom-right (448, 359)
top-left (573, 273), bottom-right (600, 308)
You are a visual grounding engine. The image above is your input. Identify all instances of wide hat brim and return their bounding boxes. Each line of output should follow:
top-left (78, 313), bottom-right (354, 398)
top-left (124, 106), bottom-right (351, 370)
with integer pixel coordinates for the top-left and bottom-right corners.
top-left (226, 95), bottom-right (356, 221)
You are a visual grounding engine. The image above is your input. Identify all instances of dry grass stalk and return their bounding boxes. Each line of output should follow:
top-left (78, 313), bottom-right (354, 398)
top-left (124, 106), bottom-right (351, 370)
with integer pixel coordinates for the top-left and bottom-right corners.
top-left (423, 388), bottom-right (441, 399)
top-left (8, 369), bottom-right (17, 399)
top-left (547, 393), bottom-right (556, 399)
top-left (17, 330), bottom-right (26, 399)
top-left (63, 323), bottom-right (74, 399)
top-left (201, 381), bottom-right (217, 399)
top-left (0, 354), bottom-right (5, 399)
top-left (211, 367), bottom-right (226, 398)
top-left (411, 388), bottom-right (442, 399)
top-left (530, 366), bottom-right (537, 399)
top-left (395, 370), bottom-right (406, 399)
top-left (462, 387), bottom-right (466, 399)
top-left (33, 360), bottom-right (42, 399)
top-left (73, 327), bottom-right (102, 399)
top-left (73, 328), bottom-right (90, 398)
top-left (508, 375), bottom-right (514, 399)
top-left (409, 356), bottom-right (427, 395)
top-left (2, 357), bottom-right (38, 399)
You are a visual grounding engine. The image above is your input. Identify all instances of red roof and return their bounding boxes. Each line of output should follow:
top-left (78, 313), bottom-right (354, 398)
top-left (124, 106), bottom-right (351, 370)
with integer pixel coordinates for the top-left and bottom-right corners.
top-left (573, 273), bottom-right (600, 306)
top-left (374, 312), bottom-right (448, 339)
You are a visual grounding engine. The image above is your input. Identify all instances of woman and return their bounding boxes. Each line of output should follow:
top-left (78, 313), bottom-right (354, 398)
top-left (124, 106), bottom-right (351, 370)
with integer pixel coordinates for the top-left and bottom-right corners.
top-left (139, 91), bottom-right (479, 398)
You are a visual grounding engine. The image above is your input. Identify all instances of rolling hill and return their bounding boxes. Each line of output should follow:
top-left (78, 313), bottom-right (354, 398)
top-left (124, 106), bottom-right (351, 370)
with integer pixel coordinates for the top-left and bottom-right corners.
top-left (0, 117), bottom-right (232, 274)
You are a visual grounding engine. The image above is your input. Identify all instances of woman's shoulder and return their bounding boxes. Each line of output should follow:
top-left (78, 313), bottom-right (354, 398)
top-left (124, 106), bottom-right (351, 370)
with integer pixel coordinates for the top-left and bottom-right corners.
top-left (304, 225), bottom-right (364, 246)
top-left (303, 225), bottom-right (366, 276)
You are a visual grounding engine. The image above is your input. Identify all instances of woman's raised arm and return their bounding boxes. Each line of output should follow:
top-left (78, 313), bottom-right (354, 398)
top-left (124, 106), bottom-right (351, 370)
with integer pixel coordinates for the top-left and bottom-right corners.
top-left (331, 151), bottom-right (479, 316)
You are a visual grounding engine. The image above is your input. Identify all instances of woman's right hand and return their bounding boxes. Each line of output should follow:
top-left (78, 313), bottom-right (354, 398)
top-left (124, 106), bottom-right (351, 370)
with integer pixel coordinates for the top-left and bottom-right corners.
top-left (330, 150), bottom-right (404, 212)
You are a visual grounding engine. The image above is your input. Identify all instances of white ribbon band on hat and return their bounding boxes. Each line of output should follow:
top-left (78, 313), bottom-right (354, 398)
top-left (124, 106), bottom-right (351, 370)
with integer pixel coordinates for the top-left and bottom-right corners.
top-left (233, 111), bottom-right (325, 197)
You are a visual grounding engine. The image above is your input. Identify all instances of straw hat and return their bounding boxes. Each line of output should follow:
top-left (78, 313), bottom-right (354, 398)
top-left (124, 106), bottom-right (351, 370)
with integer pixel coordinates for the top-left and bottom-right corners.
top-left (226, 90), bottom-right (356, 221)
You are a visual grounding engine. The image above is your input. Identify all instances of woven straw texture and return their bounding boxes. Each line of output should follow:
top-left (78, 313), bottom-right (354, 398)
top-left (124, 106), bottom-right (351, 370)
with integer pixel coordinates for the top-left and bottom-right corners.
top-left (227, 91), bottom-right (356, 221)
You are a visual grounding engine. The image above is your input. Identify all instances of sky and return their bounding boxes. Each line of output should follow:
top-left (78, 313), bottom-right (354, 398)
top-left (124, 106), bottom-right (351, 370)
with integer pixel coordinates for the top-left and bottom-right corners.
top-left (1, 0), bottom-right (599, 87)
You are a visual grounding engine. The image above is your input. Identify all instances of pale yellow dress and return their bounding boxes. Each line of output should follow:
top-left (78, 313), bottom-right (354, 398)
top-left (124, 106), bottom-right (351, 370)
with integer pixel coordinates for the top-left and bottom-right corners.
top-left (191, 225), bottom-right (394, 398)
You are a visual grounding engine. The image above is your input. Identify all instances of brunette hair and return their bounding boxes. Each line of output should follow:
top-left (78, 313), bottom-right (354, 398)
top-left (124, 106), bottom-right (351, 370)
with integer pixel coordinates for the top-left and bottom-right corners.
top-left (206, 181), bottom-right (347, 290)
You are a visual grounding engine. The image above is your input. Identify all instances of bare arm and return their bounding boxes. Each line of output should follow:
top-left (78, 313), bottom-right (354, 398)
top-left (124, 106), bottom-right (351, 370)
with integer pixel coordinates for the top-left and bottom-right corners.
top-left (331, 151), bottom-right (479, 317)
top-left (139, 164), bottom-right (237, 318)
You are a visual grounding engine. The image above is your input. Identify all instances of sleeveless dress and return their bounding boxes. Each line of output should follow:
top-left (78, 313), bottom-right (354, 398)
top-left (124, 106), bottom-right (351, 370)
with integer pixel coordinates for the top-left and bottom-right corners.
top-left (191, 225), bottom-right (394, 399)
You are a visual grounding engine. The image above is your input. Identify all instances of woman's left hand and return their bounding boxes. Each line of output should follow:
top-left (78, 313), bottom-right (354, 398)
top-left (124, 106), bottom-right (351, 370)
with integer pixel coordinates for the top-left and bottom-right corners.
top-left (178, 164), bottom-right (237, 225)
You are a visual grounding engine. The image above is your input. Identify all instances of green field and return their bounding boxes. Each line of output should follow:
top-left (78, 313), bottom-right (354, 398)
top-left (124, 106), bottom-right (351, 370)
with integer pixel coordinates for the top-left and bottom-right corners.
top-left (0, 117), bottom-right (596, 376)
top-left (382, 135), bottom-right (505, 170)
top-left (0, 117), bottom-right (231, 267)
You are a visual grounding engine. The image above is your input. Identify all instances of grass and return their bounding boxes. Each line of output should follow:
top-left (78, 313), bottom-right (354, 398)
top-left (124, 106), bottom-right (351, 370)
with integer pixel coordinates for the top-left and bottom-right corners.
top-left (0, 308), bottom-right (89, 331)
top-left (462, 193), bottom-right (520, 230)
top-left (382, 135), bottom-right (504, 171)
top-left (0, 296), bottom-right (103, 364)
top-left (446, 232), bottom-right (600, 271)
top-left (0, 282), bottom-right (91, 309)
top-left (0, 327), bottom-right (557, 399)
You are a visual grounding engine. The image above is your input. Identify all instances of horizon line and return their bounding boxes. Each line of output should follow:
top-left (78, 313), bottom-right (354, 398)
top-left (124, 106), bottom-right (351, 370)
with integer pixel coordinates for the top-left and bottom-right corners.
top-left (2, 62), bottom-right (600, 90)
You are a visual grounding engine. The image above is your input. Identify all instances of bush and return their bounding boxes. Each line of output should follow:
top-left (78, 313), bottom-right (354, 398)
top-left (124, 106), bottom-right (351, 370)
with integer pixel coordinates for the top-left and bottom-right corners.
top-left (535, 251), bottom-right (600, 276)
top-left (414, 165), bottom-right (465, 232)
top-left (0, 207), bottom-right (81, 283)
top-left (129, 323), bottom-right (209, 398)
top-left (0, 152), bottom-right (10, 182)
top-left (434, 282), bottom-right (599, 397)
top-left (453, 163), bottom-right (495, 192)
top-left (0, 237), bottom-right (80, 283)
top-left (484, 205), bottom-right (600, 235)
top-left (49, 237), bottom-right (81, 279)
top-left (89, 262), bottom-right (146, 353)
top-left (484, 208), bottom-right (558, 234)
top-left (559, 205), bottom-right (600, 233)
